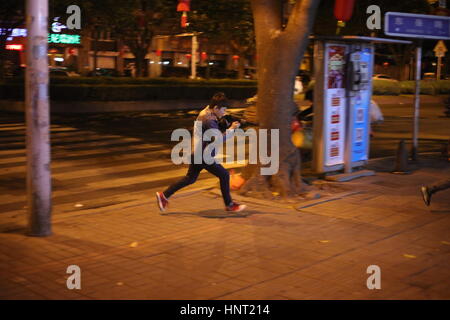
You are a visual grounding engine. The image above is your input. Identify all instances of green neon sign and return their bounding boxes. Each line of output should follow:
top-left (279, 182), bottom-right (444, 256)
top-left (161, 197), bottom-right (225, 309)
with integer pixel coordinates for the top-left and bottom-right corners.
top-left (48, 33), bottom-right (81, 44)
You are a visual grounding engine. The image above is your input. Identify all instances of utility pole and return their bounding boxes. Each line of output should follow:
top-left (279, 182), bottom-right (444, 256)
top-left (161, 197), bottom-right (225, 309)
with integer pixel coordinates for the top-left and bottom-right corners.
top-left (190, 33), bottom-right (198, 79)
top-left (437, 55), bottom-right (442, 80)
top-left (411, 42), bottom-right (422, 161)
top-left (434, 40), bottom-right (447, 81)
top-left (175, 32), bottom-right (201, 79)
top-left (26, 0), bottom-right (52, 236)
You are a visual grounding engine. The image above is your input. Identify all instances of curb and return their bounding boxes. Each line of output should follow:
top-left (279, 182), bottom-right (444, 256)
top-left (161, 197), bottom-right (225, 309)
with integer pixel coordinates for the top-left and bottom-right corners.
top-left (0, 99), bottom-right (246, 113)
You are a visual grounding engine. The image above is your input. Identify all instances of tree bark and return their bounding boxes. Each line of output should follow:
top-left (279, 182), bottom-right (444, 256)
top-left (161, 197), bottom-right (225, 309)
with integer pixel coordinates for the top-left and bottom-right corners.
top-left (0, 36), bottom-right (8, 79)
top-left (133, 48), bottom-right (146, 77)
top-left (240, 0), bottom-right (320, 198)
top-left (237, 52), bottom-right (246, 79)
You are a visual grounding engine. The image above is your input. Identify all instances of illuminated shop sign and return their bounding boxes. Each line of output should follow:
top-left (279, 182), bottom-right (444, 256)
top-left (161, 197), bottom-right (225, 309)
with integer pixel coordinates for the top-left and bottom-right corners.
top-left (6, 44), bottom-right (23, 50)
top-left (1, 27), bottom-right (81, 44)
top-left (0, 28), bottom-right (27, 41)
top-left (48, 33), bottom-right (81, 44)
top-left (52, 18), bottom-right (67, 33)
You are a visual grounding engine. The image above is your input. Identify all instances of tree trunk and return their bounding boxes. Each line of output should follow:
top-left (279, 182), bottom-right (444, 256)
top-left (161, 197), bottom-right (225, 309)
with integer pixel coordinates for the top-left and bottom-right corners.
top-left (0, 39), bottom-right (7, 79)
top-left (206, 56), bottom-right (211, 79)
top-left (237, 54), bottom-right (246, 79)
top-left (134, 49), bottom-right (146, 77)
top-left (93, 28), bottom-right (99, 75)
top-left (240, 0), bottom-right (320, 199)
top-left (0, 34), bottom-right (11, 79)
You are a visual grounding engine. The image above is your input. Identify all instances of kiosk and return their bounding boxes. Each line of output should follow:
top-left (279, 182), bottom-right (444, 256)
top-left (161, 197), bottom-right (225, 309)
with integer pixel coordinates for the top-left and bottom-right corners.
top-left (311, 36), bottom-right (411, 181)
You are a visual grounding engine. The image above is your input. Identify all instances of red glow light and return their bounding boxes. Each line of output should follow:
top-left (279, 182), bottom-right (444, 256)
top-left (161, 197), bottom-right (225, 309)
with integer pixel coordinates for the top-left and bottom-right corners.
top-left (6, 44), bottom-right (23, 50)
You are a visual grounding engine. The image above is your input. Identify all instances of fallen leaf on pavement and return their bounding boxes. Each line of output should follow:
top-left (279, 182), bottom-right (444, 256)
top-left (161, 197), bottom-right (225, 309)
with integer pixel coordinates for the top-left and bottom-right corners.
top-left (12, 277), bottom-right (27, 283)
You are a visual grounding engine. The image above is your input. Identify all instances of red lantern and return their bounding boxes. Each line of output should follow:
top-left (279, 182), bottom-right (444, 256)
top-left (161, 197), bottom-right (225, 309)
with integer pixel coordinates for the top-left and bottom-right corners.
top-left (181, 11), bottom-right (188, 28)
top-left (156, 49), bottom-right (162, 57)
top-left (201, 52), bottom-right (207, 61)
top-left (185, 53), bottom-right (192, 59)
top-left (232, 55), bottom-right (239, 60)
top-left (334, 0), bottom-right (356, 22)
top-left (177, 0), bottom-right (191, 12)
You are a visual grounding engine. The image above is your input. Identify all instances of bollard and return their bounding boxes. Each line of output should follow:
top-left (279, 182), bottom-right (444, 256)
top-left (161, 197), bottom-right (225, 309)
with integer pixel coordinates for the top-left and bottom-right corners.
top-left (447, 139), bottom-right (450, 162)
top-left (442, 139), bottom-right (450, 160)
top-left (392, 140), bottom-right (410, 174)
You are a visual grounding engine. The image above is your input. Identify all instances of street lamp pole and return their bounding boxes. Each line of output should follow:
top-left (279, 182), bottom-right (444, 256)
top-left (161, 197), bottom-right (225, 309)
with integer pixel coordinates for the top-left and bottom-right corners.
top-left (25, 0), bottom-right (52, 236)
top-left (411, 42), bottom-right (422, 161)
top-left (175, 32), bottom-right (201, 79)
top-left (191, 33), bottom-right (198, 79)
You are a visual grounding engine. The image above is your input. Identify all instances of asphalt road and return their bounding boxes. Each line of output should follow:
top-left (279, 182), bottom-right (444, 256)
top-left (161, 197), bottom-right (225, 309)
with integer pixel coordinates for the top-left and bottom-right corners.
top-left (371, 102), bottom-right (449, 158)
top-left (46, 101), bottom-right (450, 159)
top-left (1, 101), bottom-right (448, 160)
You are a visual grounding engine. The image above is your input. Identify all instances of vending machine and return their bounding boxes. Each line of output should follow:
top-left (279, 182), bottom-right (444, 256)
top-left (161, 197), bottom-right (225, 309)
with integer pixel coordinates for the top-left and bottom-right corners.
top-left (312, 37), bottom-right (375, 179)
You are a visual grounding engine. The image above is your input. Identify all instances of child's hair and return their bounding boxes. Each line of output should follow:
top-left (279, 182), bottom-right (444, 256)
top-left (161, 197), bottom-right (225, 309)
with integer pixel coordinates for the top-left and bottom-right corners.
top-left (209, 92), bottom-right (230, 109)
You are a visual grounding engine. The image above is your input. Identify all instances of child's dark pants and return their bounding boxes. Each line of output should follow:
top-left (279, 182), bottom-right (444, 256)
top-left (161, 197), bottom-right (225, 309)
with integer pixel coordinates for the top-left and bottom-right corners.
top-left (163, 162), bottom-right (232, 206)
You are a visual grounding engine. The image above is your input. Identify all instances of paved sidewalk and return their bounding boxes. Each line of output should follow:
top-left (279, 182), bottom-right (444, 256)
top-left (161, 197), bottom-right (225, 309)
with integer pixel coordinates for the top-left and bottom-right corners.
top-left (0, 155), bottom-right (449, 300)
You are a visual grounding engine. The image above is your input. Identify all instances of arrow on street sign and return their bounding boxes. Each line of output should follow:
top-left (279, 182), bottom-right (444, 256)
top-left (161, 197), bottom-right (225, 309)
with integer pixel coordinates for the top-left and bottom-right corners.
top-left (434, 40), bottom-right (448, 57)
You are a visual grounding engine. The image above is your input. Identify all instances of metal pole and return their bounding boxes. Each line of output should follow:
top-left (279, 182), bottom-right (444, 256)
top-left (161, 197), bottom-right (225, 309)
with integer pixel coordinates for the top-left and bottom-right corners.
top-left (411, 44), bottom-right (422, 161)
top-left (437, 56), bottom-right (442, 80)
top-left (344, 95), bottom-right (354, 173)
top-left (191, 34), bottom-right (197, 79)
top-left (26, 0), bottom-right (52, 236)
top-left (344, 45), bottom-right (356, 174)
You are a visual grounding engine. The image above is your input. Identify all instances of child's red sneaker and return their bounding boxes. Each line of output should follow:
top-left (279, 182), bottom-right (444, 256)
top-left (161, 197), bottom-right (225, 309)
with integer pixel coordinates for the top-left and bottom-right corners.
top-left (226, 202), bottom-right (247, 212)
top-left (156, 192), bottom-right (169, 212)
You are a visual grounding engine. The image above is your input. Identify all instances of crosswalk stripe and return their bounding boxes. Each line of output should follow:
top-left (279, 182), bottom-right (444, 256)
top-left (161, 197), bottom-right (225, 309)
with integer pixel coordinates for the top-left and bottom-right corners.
top-left (0, 120), bottom-right (250, 217)
top-left (85, 161), bottom-right (246, 189)
top-left (0, 166), bottom-right (243, 215)
top-left (0, 142), bottom-right (165, 165)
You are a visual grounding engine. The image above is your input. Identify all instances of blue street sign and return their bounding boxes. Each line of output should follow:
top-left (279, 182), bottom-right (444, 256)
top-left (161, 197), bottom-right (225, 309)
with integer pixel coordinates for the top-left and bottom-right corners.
top-left (385, 12), bottom-right (450, 40)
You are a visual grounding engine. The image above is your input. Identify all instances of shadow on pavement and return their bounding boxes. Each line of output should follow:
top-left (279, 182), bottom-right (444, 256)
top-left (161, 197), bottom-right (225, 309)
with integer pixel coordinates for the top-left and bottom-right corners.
top-left (160, 209), bottom-right (262, 218)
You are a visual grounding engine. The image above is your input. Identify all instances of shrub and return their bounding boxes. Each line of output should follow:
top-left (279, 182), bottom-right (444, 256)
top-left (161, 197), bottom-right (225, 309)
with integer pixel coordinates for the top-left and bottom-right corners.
top-left (433, 80), bottom-right (450, 94)
top-left (372, 80), bottom-right (401, 95)
top-left (400, 81), bottom-right (436, 95)
top-left (0, 83), bottom-right (257, 101)
top-left (48, 76), bottom-right (257, 86)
